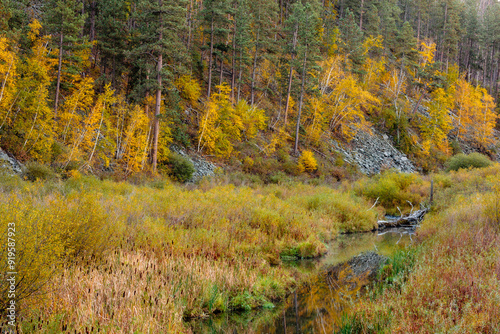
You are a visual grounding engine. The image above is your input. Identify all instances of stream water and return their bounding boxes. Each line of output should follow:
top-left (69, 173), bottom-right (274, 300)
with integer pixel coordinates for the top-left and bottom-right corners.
top-left (188, 227), bottom-right (416, 333)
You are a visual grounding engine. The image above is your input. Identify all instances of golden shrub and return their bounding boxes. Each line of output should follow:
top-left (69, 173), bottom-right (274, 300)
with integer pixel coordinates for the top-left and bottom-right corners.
top-left (298, 150), bottom-right (318, 173)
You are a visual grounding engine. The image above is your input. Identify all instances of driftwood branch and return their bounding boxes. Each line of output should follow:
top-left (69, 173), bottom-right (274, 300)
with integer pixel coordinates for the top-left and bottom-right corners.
top-left (376, 207), bottom-right (429, 229)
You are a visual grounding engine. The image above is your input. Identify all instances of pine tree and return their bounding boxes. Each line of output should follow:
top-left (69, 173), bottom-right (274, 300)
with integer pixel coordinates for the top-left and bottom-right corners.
top-left (248, 0), bottom-right (278, 105)
top-left (339, 9), bottom-right (365, 73)
top-left (200, 0), bottom-right (232, 98)
top-left (378, 0), bottom-right (401, 53)
top-left (95, 0), bottom-right (130, 89)
top-left (231, 0), bottom-right (252, 102)
top-left (130, 0), bottom-right (187, 171)
top-left (394, 22), bottom-right (418, 65)
top-left (288, 1), bottom-right (322, 154)
top-left (44, 0), bottom-right (88, 116)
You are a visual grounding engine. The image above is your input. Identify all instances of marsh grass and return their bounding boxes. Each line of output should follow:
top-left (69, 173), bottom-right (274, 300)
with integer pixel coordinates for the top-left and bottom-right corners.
top-left (0, 174), bottom-right (378, 332)
top-left (343, 164), bottom-right (500, 333)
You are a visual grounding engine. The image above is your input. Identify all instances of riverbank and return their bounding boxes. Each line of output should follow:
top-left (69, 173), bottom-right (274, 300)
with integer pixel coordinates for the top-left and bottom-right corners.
top-left (340, 165), bottom-right (500, 333)
top-left (0, 174), bottom-right (379, 333)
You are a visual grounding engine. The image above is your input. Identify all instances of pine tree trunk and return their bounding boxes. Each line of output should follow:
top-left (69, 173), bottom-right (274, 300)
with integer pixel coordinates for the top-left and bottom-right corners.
top-left (90, 0), bottom-right (96, 42)
top-left (237, 50), bottom-right (243, 102)
top-left (440, 2), bottom-right (448, 64)
top-left (417, 11), bottom-right (421, 41)
top-left (152, 1), bottom-right (163, 173)
top-left (186, 0), bottom-right (193, 51)
top-left (207, 15), bottom-right (215, 98)
top-left (359, 0), bottom-right (364, 30)
top-left (251, 30), bottom-right (260, 106)
top-left (152, 53), bottom-right (162, 172)
top-left (219, 56), bottom-right (224, 87)
top-left (284, 24), bottom-right (298, 126)
top-left (231, 7), bottom-right (237, 102)
top-left (54, 31), bottom-right (64, 117)
top-left (294, 47), bottom-right (308, 155)
top-left (494, 64), bottom-right (499, 104)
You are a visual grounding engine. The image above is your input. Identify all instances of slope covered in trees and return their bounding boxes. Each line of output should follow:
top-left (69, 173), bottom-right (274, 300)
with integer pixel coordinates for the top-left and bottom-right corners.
top-left (0, 0), bottom-right (499, 177)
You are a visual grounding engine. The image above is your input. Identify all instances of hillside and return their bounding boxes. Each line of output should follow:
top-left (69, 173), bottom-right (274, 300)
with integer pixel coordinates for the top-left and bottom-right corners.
top-left (0, 0), bottom-right (499, 180)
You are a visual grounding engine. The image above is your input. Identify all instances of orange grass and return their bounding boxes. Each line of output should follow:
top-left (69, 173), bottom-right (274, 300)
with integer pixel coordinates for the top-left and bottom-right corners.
top-left (346, 164), bottom-right (500, 333)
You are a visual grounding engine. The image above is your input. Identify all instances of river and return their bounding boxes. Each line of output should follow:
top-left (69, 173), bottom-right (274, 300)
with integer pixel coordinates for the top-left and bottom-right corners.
top-left (188, 227), bottom-right (416, 333)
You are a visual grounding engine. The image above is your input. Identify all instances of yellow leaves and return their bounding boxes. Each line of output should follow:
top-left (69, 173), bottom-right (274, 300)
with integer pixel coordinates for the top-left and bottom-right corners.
top-left (418, 42), bottom-right (436, 67)
top-left (298, 150), bottom-right (318, 173)
top-left (198, 84), bottom-right (266, 158)
top-left (311, 56), bottom-right (378, 143)
top-left (65, 84), bottom-right (117, 168)
top-left (0, 36), bottom-right (17, 125)
top-left (420, 88), bottom-right (453, 156)
top-left (12, 21), bottom-right (55, 162)
top-left (60, 77), bottom-right (95, 144)
top-left (326, 26), bottom-right (340, 56)
top-left (28, 19), bottom-right (43, 42)
top-left (234, 100), bottom-right (267, 139)
top-left (175, 75), bottom-right (201, 105)
top-left (362, 35), bottom-right (384, 56)
top-left (361, 56), bottom-right (386, 91)
top-left (453, 78), bottom-right (498, 147)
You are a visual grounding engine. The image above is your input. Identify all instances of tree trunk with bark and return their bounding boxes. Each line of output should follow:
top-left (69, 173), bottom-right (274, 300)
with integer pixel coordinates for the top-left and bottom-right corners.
top-left (294, 46), bottom-right (308, 155)
top-left (54, 31), bottom-right (64, 117)
top-left (207, 15), bottom-right (215, 98)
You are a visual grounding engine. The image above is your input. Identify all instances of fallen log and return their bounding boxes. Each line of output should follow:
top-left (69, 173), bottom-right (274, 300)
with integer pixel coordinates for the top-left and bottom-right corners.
top-left (376, 207), bottom-right (429, 229)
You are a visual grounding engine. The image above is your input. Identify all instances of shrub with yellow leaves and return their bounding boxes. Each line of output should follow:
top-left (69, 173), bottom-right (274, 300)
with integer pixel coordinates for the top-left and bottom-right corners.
top-left (298, 150), bottom-right (318, 173)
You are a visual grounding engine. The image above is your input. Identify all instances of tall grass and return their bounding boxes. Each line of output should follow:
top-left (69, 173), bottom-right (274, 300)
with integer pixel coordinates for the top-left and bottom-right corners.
top-left (343, 164), bottom-right (500, 333)
top-left (0, 174), bottom-right (378, 332)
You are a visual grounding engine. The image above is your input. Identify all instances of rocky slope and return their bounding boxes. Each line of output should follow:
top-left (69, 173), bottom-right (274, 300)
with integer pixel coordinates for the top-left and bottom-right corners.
top-left (0, 148), bottom-right (24, 175)
top-left (333, 129), bottom-right (416, 175)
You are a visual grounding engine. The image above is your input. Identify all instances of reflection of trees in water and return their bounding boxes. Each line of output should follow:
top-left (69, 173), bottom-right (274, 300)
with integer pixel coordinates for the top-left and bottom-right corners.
top-left (188, 228), bottom-right (413, 333)
top-left (277, 263), bottom-right (371, 333)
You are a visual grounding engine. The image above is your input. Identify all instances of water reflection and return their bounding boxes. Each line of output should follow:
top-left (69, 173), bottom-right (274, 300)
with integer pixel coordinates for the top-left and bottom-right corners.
top-left (188, 227), bottom-right (415, 333)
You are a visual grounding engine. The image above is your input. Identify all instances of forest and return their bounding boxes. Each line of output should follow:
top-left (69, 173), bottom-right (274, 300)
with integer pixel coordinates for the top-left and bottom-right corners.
top-left (1, 0), bottom-right (500, 333)
top-left (0, 0), bottom-right (498, 176)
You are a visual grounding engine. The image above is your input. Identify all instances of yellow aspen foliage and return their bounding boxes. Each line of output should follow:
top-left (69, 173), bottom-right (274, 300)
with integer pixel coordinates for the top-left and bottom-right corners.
top-left (420, 88), bottom-right (453, 155)
top-left (471, 87), bottom-right (497, 147)
top-left (14, 20), bottom-right (56, 162)
top-left (454, 77), bottom-right (475, 140)
top-left (361, 56), bottom-right (386, 91)
top-left (108, 95), bottom-right (152, 173)
top-left (453, 78), bottom-right (498, 147)
top-left (382, 67), bottom-right (408, 118)
top-left (234, 100), bottom-right (267, 139)
top-left (156, 107), bottom-right (173, 166)
top-left (310, 56), bottom-right (378, 143)
top-left (0, 36), bottom-right (17, 125)
top-left (66, 84), bottom-right (116, 168)
top-left (121, 105), bottom-right (150, 173)
top-left (419, 42), bottom-right (436, 67)
top-left (305, 96), bottom-right (327, 145)
top-left (59, 77), bottom-right (95, 144)
top-left (381, 67), bottom-right (412, 144)
top-left (263, 127), bottom-right (291, 156)
top-left (298, 150), bottom-right (318, 173)
top-left (258, 58), bottom-right (277, 91)
top-left (198, 84), bottom-right (243, 158)
top-left (362, 35), bottom-right (384, 57)
top-left (175, 74), bottom-right (201, 105)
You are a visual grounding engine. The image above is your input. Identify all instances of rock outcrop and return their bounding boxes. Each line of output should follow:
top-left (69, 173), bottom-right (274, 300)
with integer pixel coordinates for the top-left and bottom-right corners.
top-left (326, 251), bottom-right (387, 285)
top-left (334, 130), bottom-right (416, 175)
top-left (0, 148), bottom-right (24, 175)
